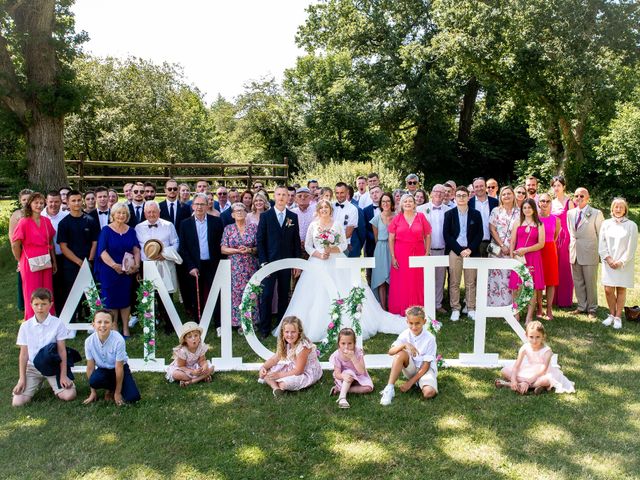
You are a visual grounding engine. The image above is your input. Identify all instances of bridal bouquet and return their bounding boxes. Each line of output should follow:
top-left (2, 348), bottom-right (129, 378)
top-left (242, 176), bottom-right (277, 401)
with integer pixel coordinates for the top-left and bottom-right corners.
top-left (316, 228), bottom-right (341, 249)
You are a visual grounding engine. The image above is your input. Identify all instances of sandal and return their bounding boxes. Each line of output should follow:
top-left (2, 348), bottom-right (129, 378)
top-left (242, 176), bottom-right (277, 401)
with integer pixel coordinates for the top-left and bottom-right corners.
top-left (494, 379), bottom-right (510, 389)
top-left (272, 388), bottom-right (285, 397)
top-left (329, 386), bottom-right (339, 397)
top-left (337, 398), bottom-right (350, 409)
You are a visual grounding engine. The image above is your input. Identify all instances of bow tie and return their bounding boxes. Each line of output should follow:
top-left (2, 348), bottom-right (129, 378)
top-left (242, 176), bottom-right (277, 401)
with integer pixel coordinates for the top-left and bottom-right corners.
top-left (335, 203), bottom-right (344, 208)
top-left (432, 206), bottom-right (441, 210)
top-left (148, 224), bottom-right (158, 228)
top-left (373, 205), bottom-right (379, 209)
top-left (98, 211), bottom-right (109, 215)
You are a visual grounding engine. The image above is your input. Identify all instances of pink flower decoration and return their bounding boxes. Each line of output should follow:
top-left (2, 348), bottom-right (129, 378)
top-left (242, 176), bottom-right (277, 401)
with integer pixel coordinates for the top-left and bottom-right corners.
top-left (512, 302), bottom-right (518, 309)
top-left (336, 299), bottom-right (344, 305)
top-left (249, 293), bottom-right (257, 300)
top-left (143, 291), bottom-right (150, 297)
top-left (328, 322), bottom-right (335, 329)
top-left (95, 299), bottom-right (102, 306)
top-left (144, 312), bottom-right (152, 318)
top-left (244, 312), bottom-right (251, 318)
top-left (148, 340), bottom-right (155, 346)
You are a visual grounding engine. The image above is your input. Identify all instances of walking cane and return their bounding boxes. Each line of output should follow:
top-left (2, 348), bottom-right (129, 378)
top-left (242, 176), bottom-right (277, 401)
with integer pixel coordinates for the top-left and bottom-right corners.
top-left (195, 273), bottom-right (201, 323)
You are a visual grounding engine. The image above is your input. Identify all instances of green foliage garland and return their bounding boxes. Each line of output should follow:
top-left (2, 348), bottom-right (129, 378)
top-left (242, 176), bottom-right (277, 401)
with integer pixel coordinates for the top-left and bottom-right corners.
top-left (512, 263), bottom-right (535, 313)
top-left (136, 280), bottom-right (156, 362)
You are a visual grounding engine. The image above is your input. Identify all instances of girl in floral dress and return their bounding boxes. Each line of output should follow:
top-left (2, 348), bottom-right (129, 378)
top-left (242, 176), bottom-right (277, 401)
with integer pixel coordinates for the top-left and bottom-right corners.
top-left (221, 203), bottom-right (259, 328)
top-left (166, 322), bottom-right (215, 387)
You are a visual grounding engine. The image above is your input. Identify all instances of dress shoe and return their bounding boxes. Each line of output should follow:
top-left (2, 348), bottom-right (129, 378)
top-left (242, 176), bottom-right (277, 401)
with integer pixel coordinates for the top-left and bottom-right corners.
top-left (436, 307), bottom-right (447, 314)
top-left (569, 309), bottom-right (585, 315)
top-left (587, 312), bottom-right (596, 320)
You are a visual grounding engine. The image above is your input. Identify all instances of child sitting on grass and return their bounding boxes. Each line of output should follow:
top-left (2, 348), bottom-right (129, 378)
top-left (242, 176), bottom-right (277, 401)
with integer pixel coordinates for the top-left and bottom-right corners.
top-left (12, 288), bottom-right (77, 406)
top-left (496, 321), bottom-right (575, 394)
top-left (329, 328), bottom-right (373, 409)
top-left (83, 309), bottom-right (141, 406)
top-left (165, 322), bottom-right (215, 386)
top-left (380, 306), bottom-right (438, 405)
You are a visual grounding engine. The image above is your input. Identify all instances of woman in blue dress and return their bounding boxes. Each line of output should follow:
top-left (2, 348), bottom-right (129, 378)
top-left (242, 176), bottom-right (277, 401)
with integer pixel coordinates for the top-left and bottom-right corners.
top-left (95, 202), bottom-right (140, 337)
top-left (370, 192), bottom-right (396, 311)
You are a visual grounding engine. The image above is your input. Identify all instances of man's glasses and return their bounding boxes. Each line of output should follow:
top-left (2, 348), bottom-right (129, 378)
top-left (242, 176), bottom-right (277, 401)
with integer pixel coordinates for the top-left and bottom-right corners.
top-left (217, 192), bottom-right (227, 196)
top-left (487, 186), bottom-right (497, 190)
top-left (166, 187), bottom-right (178, 192)
top-left (193, 202), bottom-right (207, 207)
top-left (407, 181), bottom-right (418, 185)
top-left (455, 193), bottom-right (468, 198)
top-left (132, 190), bottom-right (143, 194)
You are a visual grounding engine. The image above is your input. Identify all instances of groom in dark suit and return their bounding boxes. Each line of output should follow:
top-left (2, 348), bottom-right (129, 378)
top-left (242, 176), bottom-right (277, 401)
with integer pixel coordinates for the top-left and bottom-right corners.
top-left (256, 185), bottom-right (302, 339)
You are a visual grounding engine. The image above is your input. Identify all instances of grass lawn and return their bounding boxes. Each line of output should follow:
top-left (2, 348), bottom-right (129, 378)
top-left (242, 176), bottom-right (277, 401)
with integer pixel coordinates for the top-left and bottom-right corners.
top-left (0, 203), bottom-right (639, 479)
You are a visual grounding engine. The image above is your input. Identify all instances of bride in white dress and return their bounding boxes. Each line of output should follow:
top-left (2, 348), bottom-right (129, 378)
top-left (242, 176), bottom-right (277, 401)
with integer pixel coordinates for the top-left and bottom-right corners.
top-left (275, 200), bottom-right (405, 341)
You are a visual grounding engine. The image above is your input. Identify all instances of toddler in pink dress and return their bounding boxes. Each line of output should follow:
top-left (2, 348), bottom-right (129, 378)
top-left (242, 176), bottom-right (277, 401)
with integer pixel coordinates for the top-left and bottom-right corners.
top-left (166, 322), bottom-right (215, 387)
top-left (496, 321), bottom-right (575, 394)
top-left (259, 316), bottom-right (322, 396)
top-left (329, 328), bottom-right (374, 409)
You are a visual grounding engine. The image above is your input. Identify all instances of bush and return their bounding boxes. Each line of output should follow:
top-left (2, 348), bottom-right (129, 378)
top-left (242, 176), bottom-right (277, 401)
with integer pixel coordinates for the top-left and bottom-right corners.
top-left (293, 159), bottom-right (405, 191)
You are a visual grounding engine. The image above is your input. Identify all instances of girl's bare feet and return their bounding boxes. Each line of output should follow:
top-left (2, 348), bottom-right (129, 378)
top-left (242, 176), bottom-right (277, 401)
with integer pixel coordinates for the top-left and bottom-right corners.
top-left (495, 379), bottom-right (510, 389)
top-left (179, 380), bottom-right (191, 387)
top-left (104, 391), bottom-right (114, 401)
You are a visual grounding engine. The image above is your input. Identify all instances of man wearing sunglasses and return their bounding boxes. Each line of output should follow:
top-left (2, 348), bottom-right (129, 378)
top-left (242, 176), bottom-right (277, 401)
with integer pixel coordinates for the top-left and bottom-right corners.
top-left (486, 178), bottom-right (499, 199)
top-left (160, 179), bottom-right (190, 233)
top-left (567, 187), bottom-right (604, 319)
top-left (214, 186), bottom-right (230, 213)
top-left (127, 182), bottom-right (147, 227)
top-left (405, 173), bottom-right (420, 195)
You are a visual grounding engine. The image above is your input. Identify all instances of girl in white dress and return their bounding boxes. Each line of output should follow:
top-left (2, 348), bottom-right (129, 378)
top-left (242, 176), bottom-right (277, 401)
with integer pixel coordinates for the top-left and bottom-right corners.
top-left (276, 200), bottom-right (405, 342)
top-left (599, 198), bottom-right (638, 330)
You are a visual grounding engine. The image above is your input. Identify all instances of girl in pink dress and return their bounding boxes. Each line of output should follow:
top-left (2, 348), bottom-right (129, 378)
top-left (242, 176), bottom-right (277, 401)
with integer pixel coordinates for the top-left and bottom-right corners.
top-left (551, 176), bottom-right (575, 307)
top-left (509, 199), bottom-right (545, 324)
top-left (329, 328), bottom-right (374, 409)
top-left (259, 316), bottom-right (322, 396)
top-left (11, 192), bottom-right (57, 319)
top-left (496, 321), bottom-right (575, 394)
top-left (388, 194), bottom-right (431, 315)
top-left (166, 322), bottom-right (215, 387)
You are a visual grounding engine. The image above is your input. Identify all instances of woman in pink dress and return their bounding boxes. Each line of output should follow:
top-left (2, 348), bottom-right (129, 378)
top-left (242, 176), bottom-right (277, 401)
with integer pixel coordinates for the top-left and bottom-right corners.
top-left (388, 194), bottom-right (431, 314)
top-left (11, 192), bottom-right (57, 319)
top-left (551, 176), bottom-right (574, 307)
top-left (509, 199), bottom-right (545, 324)
top-left (538, 193), bottom-right (560, 320)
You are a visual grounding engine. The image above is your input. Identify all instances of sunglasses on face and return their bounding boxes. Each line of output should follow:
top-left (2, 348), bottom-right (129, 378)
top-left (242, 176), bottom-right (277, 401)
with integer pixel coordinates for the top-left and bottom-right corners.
top-left (166, 187), bottom-right (178, 192)
top-left (217, 192), bottom-right (227, 196)
top-left (407, 181), bottom-right (418, 185)
top-left (516, 191), bottom-right (526, 195)
top-left (487, 186), bottom-right (497, 189)
top-left (574, 194), bottom-right (586, 198)
top-left (539, 199), bottom-right (550, 203)
top-left (133, 190), bottom-right (143, 194)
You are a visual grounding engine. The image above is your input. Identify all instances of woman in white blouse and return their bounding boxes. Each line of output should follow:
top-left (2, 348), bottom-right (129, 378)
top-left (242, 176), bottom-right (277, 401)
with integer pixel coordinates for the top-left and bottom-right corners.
top-left (599, 198), bottom-right (638, 329)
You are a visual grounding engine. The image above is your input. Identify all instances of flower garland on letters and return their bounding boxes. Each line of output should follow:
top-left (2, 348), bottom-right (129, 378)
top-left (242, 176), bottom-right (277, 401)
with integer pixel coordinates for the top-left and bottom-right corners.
top-left (136, 280), bottom-right (156, 362)
top-left (83, 283), bottom-right (103, 318)
top-left (316, 287), bottom-right (365, 358)
top-left (512, 263), bottom-right (535, 313)
top-left (239, 281), bottom-right (263, 334)
top-left (426, 317), bottom-right (444, 369)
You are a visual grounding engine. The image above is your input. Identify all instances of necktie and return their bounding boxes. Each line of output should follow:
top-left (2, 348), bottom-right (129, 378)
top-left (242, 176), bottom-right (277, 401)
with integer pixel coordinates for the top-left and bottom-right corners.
top-left (99, 210), bottom-right (108, 215)
top-left (148, 224), bottom-right (158, 229)
top-left (575, 210), bottom-right (582, 228)
top-left (278, 211), bottom-right (284, 226)
top-left (136, 206), bottom-right (141, 222)
top-left (373, 205), bottom-right (379, 210)
top-left (335, 202), bottom-right (344, 208)
top-left (433, 206), bottom-right (441, 210)
top-left (169, 202), bottom-right (175, 223)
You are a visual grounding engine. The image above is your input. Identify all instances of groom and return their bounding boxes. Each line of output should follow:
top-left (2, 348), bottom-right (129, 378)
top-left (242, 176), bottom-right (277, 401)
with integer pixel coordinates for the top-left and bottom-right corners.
top-left (257, 185), bottom-right (302, 339)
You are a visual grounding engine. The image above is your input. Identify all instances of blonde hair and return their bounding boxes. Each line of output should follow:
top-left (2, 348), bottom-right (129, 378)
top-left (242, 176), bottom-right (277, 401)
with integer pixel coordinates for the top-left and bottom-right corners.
top-left (610, 197), bottom-right (628, 218)
top-left (252, 192), bottom-right (271, 214)
top-left (525, 320), bottom-right (546, 340)
top-left (315, 199), bottom-right (333, 216)
top-left (405, 305), bottom-right (426, 320)
top-left (276, 316), bottom-right (309, 360)
top-left (399, 193), bottom-right (416, 212)
top-left (109, 202), bottom-right (130, 223)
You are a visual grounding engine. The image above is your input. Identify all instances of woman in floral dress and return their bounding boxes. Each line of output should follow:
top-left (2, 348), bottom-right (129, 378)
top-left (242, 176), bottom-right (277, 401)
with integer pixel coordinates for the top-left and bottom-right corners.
top-left (488, 186), bottom-right (519, 306)
top-left (221, 203), bottom-right (259, 328)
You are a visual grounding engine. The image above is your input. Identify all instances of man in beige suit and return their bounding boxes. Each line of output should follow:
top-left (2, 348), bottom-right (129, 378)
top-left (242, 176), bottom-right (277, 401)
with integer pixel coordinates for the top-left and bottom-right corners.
top-left (567, 187), bottom-right (604, 319)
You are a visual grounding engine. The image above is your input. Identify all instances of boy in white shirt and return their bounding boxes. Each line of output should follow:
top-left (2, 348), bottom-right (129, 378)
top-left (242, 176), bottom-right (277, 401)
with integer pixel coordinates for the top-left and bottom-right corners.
top-left (380, 306), bottom-right (438, 405)
top-left (12, 288), bottom-right (76, 406)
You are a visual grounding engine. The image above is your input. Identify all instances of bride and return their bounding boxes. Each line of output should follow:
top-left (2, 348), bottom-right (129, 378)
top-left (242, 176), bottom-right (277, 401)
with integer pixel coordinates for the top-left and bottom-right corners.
top-left (275, 199), bottom-right (405, 341)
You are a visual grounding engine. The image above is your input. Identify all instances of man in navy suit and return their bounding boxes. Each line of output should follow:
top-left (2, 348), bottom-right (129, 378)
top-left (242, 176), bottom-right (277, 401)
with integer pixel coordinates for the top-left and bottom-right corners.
top-left (468, 177), bottom-right (499, 257)
top-left (256, 185), bottom-right (302, 339)
top-left (443, 186), bottom-right (483, 322)
top-left (362, 185), bottom-right (382, 287)
top-left (178, 194), bottom-right (224, 330)
top-left (159, 179), bottom-right (190, 233)
top-left (347, 186), bottom-right (366, 258)
top-left (88, 186), bottom-right (111, 229)
top-left (127, 182), bottom-right (146, 227)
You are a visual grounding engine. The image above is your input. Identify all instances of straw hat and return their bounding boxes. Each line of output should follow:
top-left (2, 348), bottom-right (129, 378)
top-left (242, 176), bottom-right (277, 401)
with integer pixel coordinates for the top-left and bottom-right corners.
top-left (143, 239), bottom-right (164, 261)
top-left (179, 321), bottom-right (203, 344)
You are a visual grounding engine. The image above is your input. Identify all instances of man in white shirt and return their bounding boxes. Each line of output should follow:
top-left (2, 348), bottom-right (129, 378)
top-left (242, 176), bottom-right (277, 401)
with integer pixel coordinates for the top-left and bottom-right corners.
top-left (291, 187), bottom-right (315, 257)
top-left (135, 202), bottom-right (180, 262)
top-left (215, 186), bottom-right (230, 212)
top-left (353, 176), bottom-right (367, 203)
top-left (42, 190), bottom-right (69, 311)
top-left (443, 181), bottom-right (457, 208)
top-left (487, 178), bottom-right (499, 199)
top-left (418, 184), bottom-right (450, 313)
top-left (357, 172), bottom-right (379, 209)
top-left (333, 182), bottom-right (358, 248)
top-left (526, 175), bottom-right (539, 204)
top-left (405, 173), bottom-right (420, 195)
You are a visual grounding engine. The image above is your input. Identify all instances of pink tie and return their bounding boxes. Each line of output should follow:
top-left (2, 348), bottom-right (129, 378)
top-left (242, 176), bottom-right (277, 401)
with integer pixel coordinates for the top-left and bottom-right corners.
top-left (575, 210), bottom-right (582, 228)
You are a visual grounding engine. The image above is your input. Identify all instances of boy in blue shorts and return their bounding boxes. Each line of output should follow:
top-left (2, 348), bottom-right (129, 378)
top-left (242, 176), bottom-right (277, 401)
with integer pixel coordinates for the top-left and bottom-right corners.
top-left (83, 309), bottom-right (140, 406)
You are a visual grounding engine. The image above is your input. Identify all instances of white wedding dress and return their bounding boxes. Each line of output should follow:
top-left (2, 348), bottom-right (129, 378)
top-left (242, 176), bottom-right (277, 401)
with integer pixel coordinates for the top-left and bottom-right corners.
top-left (274, 220), bottom-right (405, 341)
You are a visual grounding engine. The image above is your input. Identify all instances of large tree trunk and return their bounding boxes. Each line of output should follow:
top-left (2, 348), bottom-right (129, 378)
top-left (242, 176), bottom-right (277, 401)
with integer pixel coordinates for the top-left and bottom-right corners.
top-left (457, 76), bottom-right (479, 148)
top-left (25, 110), bottom-right (67, 189)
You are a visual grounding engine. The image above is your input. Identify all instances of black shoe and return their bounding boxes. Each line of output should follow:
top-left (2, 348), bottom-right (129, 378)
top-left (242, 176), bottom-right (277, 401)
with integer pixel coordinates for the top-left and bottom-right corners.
top-left (259, 332), bottom-right (270, 340)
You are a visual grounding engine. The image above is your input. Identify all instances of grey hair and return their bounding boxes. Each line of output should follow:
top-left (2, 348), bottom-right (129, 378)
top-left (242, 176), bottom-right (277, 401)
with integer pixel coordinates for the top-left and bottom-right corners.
top-left (231, 202), bottom-right (248, 212)
top-left (399, 193), bottom-right (416, 211)
top-left (109, 202), bottom-right (130, 223)
top-left (405, 173), bottom-right (419, 182)
top-left (144, 200), bottom-right (160, 211)
top-left (193, 193), bottom-right (208, 202)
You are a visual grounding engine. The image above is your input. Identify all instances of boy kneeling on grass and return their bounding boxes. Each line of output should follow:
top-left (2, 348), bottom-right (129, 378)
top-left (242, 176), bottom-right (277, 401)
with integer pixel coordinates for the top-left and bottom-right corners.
top-left (12, 288), bottom-right (77, 407)
top-left (84, 309), bottom-right (141, 406)
top-left (380, 306), bottom-right (438, 405)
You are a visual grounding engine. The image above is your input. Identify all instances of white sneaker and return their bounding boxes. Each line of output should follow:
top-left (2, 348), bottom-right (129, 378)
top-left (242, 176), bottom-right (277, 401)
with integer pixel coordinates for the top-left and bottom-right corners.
top-left (450, 310), bottom-right (460, 322)
top-left (462, 305), bottom-right (468, 314)
top-left (467, 310), bottom-right (476, 321)
top-left (602, 314), bottom-right (614, 327)
top-left (128, 316), bottom-right (139, 328)
top-left (216, 327), bottom-right (222, 337)
top-left (613, 317), bottom-right (622, 330)
top-left (380, 385), bottom-right (395, 406)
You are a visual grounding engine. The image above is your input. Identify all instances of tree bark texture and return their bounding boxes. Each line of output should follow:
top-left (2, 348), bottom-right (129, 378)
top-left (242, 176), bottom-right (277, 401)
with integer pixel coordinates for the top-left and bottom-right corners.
top-left (26, 110), bottom-right (67, 188)
top-left (457, 76), bottom-right (479, 148)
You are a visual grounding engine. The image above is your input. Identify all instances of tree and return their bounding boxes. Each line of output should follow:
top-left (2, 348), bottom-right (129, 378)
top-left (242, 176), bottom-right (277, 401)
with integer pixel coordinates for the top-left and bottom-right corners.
top-left (0, 0), bottom-right (85, 188)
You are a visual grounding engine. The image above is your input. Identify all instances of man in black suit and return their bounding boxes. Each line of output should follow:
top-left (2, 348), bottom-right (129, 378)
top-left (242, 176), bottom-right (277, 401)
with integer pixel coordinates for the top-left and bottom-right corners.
top-left (468, 177), bottom-right (499, 257)
top-left (443, 186), bottom-right (483, 322)
top-left (179, 193), bottom-right (224, 331)
top-left (256, 185), bottom-right (302, 339)
top-left (88, 186), bottom-right (111, 229)
top-left (127, 182), bottom-right (146, 227)
top-left (159, 179), bottom-right (190, 233)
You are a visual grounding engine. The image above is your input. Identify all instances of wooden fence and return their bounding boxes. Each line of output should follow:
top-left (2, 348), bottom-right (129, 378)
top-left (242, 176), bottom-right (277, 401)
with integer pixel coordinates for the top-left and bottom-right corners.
top-left (65, 154), bottom-right (290, 191)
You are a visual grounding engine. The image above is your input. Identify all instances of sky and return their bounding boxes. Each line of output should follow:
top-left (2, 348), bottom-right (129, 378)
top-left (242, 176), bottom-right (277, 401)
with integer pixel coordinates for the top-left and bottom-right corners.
top-left (72, 0), bottom-right (314, 103)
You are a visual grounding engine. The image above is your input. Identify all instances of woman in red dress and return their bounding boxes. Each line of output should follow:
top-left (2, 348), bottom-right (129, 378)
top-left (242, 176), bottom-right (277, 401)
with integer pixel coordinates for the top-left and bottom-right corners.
top-left (538, 193), bottom-right (560, 320)
top-left (387, 194), bottom-right (431, 314)
top-left (11, 192), bottom-right (57, 319)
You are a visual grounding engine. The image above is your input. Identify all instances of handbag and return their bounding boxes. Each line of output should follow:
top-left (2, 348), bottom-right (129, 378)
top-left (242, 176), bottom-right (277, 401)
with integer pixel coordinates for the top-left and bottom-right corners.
top-left (25, 222), bottom-right (52, 272)
top-left (488, 208), bottom-right (517, 258)
top-left (624, 306), bottom-right (640, 322)
top-left (513, 223), bottom-right (534, 265)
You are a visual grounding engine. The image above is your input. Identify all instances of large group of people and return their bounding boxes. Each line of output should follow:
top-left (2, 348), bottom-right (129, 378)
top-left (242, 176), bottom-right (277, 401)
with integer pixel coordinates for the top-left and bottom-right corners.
top-left (8, 172), bottom-right (634, 407)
